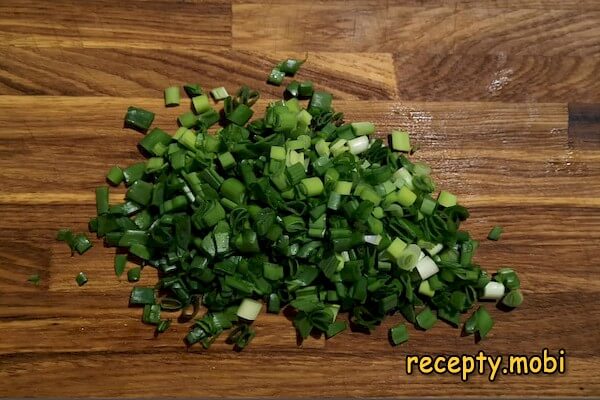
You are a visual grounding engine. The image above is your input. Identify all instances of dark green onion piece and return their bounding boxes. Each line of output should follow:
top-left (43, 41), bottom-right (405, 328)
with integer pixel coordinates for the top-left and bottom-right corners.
top-left (124, 106), bottom-right (155, 132)
top-left (106, 166), bottom-right (124, 186)
top-left (277, 58), bottom-right (306, 75)
top-left (142, 304), bottom-right (161, 325)
top-left (416, 307), bottom-right (437, 330)
top-left (389, 323), bottom-right (409, 346)
top-left (28, 274), bottom-right (41, 286)
top-left (487, 226), bottom-right (503, 241)
top-left (95, 186), bottom-right (109, 215)
top-left (58, 229), bottom-right (93, 255)
top-left (114, 254), bottom-right (127, 277)
top-left (227, 104), bottom-right (254, 126)
top-left (123, 163), bottom-right (146, 186)
top-left (298, 81), bottom-right (314, 98)
top-left (267, 69), bottom-right (285, 86)
top-left (157, 319), bottom-right (171, 333)
top-left (75, 272), bottom-right (88, 287)
top-left (502, 289), bottom-right (523, 308)
top-left (464, 306), bottom-right (494, 339)
top-left (184, 84), bottom-right (203, 97)
top-left (130, 287), bottom-right (155, 305)
top-left (325, 321), bottom-right (347, 338)
top-left (126, 180), bottom-right (153, 206)
top-left (226, 324), bottom-right (256, 350)
top-left (285, 80), bottom-right (300, 97)
top-left (127, 267), bottom-right (141, 282)
top-left (308, 91), bottom-right (332, 114)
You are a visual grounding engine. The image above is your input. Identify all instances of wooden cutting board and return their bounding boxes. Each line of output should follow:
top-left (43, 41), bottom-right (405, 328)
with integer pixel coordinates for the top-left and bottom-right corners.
top-left (1, 0), bottom-right (599, 397)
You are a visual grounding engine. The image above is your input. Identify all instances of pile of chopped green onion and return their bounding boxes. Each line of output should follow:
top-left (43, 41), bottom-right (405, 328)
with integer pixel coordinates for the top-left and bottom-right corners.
top-left (59, 59), bottom-right (522, 350)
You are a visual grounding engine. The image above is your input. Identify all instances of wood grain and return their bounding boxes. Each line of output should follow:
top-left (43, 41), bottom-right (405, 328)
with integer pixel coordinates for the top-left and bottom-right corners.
top-left (1, 0), bottom-right (600, 397)
top-left (234, 0), bottom-right (600, 11)
top-left (568, 103), bottom-right (600, 148)
top-left (4, 97), bottom-right (596, 202)
top-left (0, 48), bottom-right (396, 99)
top-left (395, 53), bottom-right (600, 102)
top-left (3, 204), bottom-right (600, 293)
top-left (0, 0), bottom-right (231, 49)
top-left (232, 2), bottom-right (600, 55)
top-left (1, 351), bottom-right (596, 397)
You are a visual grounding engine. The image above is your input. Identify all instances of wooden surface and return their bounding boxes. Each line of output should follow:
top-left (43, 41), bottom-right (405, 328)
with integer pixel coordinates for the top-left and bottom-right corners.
top-left (1, 0), bottom-right (600, 397)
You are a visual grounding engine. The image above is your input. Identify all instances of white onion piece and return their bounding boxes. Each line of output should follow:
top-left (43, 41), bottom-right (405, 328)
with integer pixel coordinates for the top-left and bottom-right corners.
top-left (237, 298), bottom-right (262, 321)
top-left (481, 282), bottom-right (505, 300)
top-left (416, 256), bottom-right (439, 280)
top-left (426, 243), bottom-right (444, 256)
top-left (364, 235), bottom-right (382, 245)
top-left (341, 251), bottom-right (350, 262)
top-left (348, 136), bottom-right (370, 154)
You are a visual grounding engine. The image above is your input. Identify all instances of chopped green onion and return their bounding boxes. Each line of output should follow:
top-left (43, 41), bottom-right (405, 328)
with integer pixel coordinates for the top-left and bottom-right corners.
top-left (227, 324), bottom-right (256, 350)
top-left (334, 181), bottom-right (353, 196)
top-left (164, 86), bottom-right (180, 107)
top-left (114, 254), bottom-right (127, 277)
top-left (277, 58), bottom-right (306, 75)
top-left (397, 244), bottom-right (420, 271)
top-left (218, 152), bottom-right (236, 170)
top-left (389, 323), bottom-right (409, 345)
top-left (326, 321), bottom-right (347, 338)
top-left (295, 81), bottom-right (312, 98)
top-left (178, 111), bottom-right (197, 128)
top-left (397, 186), bottom-right (417, 206)
top-left (494, 268), bottom-right (521, 290)
top-left (227, 104), bottom-right (253, 126)
top-left (192, 95), bottom-right (211, 114)
top-left (106, 166), bottom-right (124, 186)
top-left (488, 226), bottom-right (503, 241)
top-left (59, 59), bottom-right (523, 351)
top-left (351, 122), bottom-right (375, 136)
top-left (464, 306), bottom-right (494, 339)
top-left (285, 80), bottom-right (300, 97)
top-left (390, 130), bottom-right (410, 152)
top-left (57, 229), bottom-right (93, 255)
top-left (267, 69), bottom-right (285, 86)
top-left (437, 191), bottom-right (457, 207)
top-left (27, 274), bottom-right (41, 286)
top-left (157, 319), bottom-right (171, 333)
top-left (95, 186), bottom-right (109, 215)
top-left (418, 280), bottom-right (435, 297)
top-left (75, 272), bottom-right (88, 287)
top-left (502, 289), bottom-right (523, 308)
top-left (126, 180), bottom-right (153, 206)
top-left (220, 178), bottom-right (245, 204)
top-left (300, 177), bottom-right (324, 197)
top-left (130, 287), bottom-right (155, 305)
top-left (386, 238), bottom-right (407, 260)
top-left (211, 86), bottom-right (229, 101)
top-left (124, 106), bottom-right (154, 132)
top-left (142, 304), bottom-right (161, 325)
top-left (416, 307), bottom-right (437, 330)
top-left (420, 196), bottom-right (436, 215)
top-left (127, 267), bottom-right (141, 282)
top-left (183, 83), bottom-right (203, 97)
top-left (308, 91), bottom-right (332, 114)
